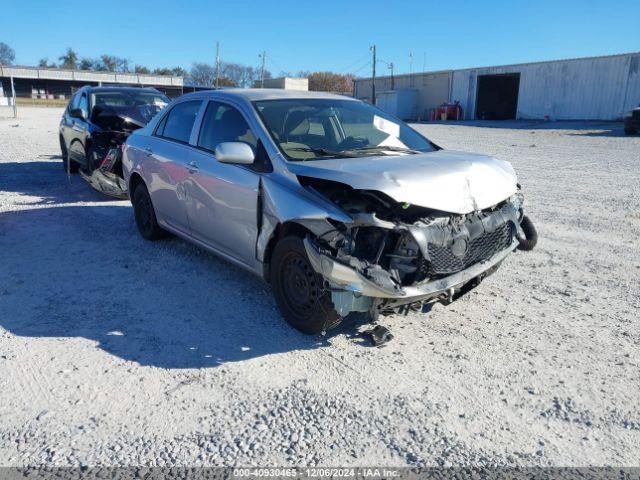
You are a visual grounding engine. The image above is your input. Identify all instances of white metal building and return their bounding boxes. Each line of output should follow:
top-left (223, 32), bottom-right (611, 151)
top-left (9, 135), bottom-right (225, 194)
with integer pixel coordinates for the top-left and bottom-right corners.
top-left (353, 52), bottom-right (640, 121)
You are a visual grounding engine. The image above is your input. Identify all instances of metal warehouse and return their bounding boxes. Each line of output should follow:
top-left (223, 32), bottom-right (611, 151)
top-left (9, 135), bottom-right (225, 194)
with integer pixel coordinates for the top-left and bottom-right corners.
top-left (353, 52), bottom-right (640, 121)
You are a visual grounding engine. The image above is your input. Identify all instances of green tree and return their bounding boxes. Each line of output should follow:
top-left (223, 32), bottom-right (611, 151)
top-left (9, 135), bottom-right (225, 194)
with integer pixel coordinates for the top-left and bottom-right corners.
top-left (58, 48), bottom-right (78, 69)
top-left (97, 54), bottom-right (117, 71)
top-left (152, 67), bottom-right (173, 76)
top-left (134, 65), bottom-right (150, 74)
top-left (38, 58), bottom-right (57, 68)
top-left (0, 42), bottom-right (15, 65)
top-left (79, 58), bottom-right (94, 70)
top-left (171, 67), bottom-right (186, 77)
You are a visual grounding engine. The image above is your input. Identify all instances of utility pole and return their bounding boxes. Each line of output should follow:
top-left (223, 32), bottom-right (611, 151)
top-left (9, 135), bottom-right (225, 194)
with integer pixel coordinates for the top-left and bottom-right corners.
top-left (10, 76), bottom-right (17, 118)
top-left (215, 41), bottom-right (220, 89)
top-left (389, 62), bottom-right (395, 90)
top-left (259, 51), bottom-right (266, 88)
top-left (370, 45), bottom-right (376, 104)
top-left (409, 51), bottom-right (413, 86)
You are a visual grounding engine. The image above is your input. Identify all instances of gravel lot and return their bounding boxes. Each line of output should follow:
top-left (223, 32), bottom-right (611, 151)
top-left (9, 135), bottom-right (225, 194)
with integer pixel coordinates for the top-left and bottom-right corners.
top-left (1, 107), bottom-right (639, 467)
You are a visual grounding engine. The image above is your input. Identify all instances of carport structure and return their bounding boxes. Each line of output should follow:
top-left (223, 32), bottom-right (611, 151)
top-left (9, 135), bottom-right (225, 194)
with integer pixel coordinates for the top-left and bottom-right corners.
top-left (0, 65), bottom-right (185, 103)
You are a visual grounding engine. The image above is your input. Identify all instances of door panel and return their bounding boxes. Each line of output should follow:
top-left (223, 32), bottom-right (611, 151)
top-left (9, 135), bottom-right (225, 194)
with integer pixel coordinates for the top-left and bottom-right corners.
top-left (143, 137), bottom-right (192, 234)
top-left (186, 149), bottom-right (260, 266)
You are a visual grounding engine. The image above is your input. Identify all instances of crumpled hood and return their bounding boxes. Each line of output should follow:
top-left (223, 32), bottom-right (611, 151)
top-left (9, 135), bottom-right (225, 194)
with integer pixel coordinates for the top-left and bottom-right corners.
top-left (287, 150), bottom-right (518, 214)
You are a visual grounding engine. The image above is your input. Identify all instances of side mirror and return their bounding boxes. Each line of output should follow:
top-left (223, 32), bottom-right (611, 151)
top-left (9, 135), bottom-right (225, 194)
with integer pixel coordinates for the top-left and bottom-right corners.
top-left (69, 108), bottom-right (84, 120)
top-left (214, 142), bottom-right (255, 165)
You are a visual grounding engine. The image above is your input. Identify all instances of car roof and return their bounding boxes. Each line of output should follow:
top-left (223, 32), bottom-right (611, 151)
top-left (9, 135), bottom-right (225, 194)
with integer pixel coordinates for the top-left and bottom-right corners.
top-left (82, 86), bottom-right (165, 95)
top-left (179, 88), bottom-right (357, 102)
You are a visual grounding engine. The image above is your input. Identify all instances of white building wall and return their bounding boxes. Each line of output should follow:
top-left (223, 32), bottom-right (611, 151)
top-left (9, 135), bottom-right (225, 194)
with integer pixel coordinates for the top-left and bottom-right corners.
top-left (451, 53), bottom-right (640, 120)
top-left (355, 71), bottom-right (451, 120)
top-left (358, 52), bottom-right (640, 121)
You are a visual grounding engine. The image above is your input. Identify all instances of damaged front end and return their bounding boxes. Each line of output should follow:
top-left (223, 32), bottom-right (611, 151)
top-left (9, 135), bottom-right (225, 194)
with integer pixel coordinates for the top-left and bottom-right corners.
top-left (81, 104), bottom-right (162, 199)
top-left (297, 176), bottom-right (533, 317)
top-left (80, 132), bottom-right (128, 199)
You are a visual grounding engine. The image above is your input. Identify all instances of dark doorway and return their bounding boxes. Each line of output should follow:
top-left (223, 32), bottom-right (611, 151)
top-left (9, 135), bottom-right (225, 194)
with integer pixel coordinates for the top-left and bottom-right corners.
top-left (475, 73), bottom-right (520, 120)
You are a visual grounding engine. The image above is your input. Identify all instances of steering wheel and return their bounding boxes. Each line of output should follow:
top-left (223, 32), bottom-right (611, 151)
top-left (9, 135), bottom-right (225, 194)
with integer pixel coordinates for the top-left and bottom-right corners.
top-left (337, 136), bottom-right (369, 151)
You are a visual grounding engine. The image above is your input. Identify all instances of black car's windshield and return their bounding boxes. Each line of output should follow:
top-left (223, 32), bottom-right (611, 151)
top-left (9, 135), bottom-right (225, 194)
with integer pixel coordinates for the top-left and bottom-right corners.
top-left (253, 99), bottom-right (436, 161)
top-left (90, 91), bottom-right (169, 123)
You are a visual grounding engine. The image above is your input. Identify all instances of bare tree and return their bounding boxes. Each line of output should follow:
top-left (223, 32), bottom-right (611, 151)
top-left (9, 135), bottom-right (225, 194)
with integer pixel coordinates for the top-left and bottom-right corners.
top-left (306, 71), bottom-right (354, 93)
top-left (189, 63), bottom-right (216, 86)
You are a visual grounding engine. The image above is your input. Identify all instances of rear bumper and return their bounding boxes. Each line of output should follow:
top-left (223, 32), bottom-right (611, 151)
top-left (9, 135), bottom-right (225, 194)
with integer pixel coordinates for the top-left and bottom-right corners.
top-left (304, 236), bottom-right (517, 302)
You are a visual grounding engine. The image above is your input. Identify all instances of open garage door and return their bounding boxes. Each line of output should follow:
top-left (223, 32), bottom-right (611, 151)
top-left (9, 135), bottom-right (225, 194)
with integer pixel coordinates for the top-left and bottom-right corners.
top-left (475, 73), bottom-right (520, 120)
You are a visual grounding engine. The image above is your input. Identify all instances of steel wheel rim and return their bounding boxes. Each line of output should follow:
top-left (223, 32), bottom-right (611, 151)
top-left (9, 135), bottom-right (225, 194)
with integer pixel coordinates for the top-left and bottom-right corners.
top-left (280, 251), bottom-right (320, 318)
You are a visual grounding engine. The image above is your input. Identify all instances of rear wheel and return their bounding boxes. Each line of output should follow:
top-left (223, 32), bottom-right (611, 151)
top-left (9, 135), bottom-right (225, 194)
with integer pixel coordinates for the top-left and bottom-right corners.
top-left (270, 236), bottom-right (341, 334)
top-left (132, 183), bottom-right (165, 240)
top-left (60, 137), bottom-right (79, 173)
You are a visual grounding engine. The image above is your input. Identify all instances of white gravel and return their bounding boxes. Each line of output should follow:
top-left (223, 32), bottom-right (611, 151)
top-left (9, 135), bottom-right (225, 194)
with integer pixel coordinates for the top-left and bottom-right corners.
top-left (1, 108), bottom-right (639, 467)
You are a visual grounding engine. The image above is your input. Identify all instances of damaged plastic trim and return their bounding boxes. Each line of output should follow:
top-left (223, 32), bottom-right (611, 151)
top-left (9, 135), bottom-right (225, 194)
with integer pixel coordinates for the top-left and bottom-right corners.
top-left (304, 235), bottom-right (518, 300)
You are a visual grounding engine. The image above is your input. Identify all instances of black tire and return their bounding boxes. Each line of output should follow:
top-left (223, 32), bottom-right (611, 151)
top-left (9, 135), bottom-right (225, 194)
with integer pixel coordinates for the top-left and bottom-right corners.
top-left (85, 144), bottom-right (99, 173)
top-left (517, 215), bottom-right (538, 251)
top-left (132, 183), bottom-right (164, 241)
top-left (624, 126), bottom-right (637, 135)
top-left (60, 137), bottom-right (79, 173)
top-left (270, 236), bottom-right (342, 334)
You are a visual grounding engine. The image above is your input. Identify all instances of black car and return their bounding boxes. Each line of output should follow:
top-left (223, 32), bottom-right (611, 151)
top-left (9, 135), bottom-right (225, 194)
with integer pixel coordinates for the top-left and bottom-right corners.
top-left (624, 106), bottom-right (640, 135)
top-left (59, 86), bottom-right (169, 197)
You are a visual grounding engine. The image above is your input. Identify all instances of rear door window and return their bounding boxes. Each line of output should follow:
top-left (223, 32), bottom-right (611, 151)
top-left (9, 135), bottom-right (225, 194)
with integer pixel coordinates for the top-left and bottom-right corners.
top-left (158, 100), bottom-right (201, 144)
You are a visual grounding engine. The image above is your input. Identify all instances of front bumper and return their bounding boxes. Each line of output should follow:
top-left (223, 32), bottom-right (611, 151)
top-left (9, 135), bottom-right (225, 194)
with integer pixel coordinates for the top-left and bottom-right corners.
top-left (625, 116), bottom-right (639, 129)
top-left (304, 236), bottom-right (517, 302)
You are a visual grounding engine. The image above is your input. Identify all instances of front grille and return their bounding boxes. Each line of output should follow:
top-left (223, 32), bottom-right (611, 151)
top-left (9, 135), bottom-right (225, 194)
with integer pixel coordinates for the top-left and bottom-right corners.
top-left (427, 222), bottom-right (513, 275)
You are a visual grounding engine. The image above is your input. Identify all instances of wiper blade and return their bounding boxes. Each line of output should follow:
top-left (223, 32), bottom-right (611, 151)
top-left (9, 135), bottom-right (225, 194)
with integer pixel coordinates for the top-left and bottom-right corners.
top-left (286, 146), bottom-right (357, 159)
top-left (345, 145), bottom-right (422, 154)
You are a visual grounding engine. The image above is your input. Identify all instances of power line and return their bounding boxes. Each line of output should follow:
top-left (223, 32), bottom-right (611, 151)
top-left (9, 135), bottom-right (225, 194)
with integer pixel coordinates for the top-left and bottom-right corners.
top-left (266, 55), bottom-right (286, 75)
top-left (337, 52), bottom-right (372, 73)
top-left (351, 61), bottom-right (372, 76)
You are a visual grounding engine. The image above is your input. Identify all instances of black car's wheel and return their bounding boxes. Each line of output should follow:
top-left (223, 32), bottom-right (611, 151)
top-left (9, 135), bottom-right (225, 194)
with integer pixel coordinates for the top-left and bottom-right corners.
top-left (624, 126), bottom-right (637, 135)
top-left (60, 137), bottom-right (79, 173)
top-left (132, 183), bottom-right (165, 241)
top-left (270, 236), bottom-right (342, 334)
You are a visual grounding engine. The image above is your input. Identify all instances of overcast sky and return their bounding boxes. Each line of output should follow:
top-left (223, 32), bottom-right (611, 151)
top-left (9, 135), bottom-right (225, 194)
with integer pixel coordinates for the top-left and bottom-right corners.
top-left (3, 0), bottom-right (639, 75)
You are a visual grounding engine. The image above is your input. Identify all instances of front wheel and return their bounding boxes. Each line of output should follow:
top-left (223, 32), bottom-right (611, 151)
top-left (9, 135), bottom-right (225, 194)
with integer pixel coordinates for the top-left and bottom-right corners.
top-left (60, 137), bottom-right (79, 173)
top-left (132, 183), bottom-right (165, 241)
top-left (270, 236), bottom-right (342, 334)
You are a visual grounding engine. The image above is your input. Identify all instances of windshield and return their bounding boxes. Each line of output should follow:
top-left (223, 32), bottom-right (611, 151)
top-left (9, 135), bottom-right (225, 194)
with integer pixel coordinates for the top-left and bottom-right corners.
top-left (91, 91), bottom-right (169, 123)
top-left (253, 99), bottom-right (436, 161)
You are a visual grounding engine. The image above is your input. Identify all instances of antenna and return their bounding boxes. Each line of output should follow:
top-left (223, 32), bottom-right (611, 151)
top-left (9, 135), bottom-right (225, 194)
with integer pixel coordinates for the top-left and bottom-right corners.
top-left (370, 45), bottom-right (376, 104)
top-left (215, 41), bottom-right (220, 89)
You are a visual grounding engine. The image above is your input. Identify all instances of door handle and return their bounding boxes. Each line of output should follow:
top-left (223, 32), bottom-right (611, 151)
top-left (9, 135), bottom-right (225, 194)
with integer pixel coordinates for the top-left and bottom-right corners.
top-left (144, 147), bottom-right (153, 156)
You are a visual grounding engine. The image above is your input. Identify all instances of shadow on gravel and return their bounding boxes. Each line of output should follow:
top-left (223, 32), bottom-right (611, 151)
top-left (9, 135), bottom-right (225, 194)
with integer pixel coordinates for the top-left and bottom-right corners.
top-left (416, 119), bottom-right (627, 136)
top-left (0, 160), bottom-right (120, 204)
top-left (0, 204), bottom-right (368, 369)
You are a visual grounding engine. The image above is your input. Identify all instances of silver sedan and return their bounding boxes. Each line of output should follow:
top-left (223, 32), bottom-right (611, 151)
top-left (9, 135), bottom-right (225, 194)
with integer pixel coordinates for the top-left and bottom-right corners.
top-left (122, 89), bottom-right (537, 334)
